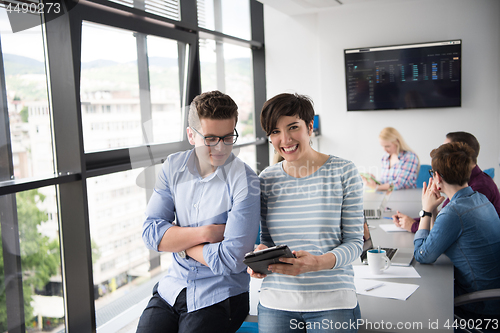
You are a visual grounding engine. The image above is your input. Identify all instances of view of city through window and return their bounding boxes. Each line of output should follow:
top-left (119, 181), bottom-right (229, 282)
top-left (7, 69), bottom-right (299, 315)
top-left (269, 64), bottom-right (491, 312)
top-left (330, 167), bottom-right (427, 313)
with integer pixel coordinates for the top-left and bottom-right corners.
top-left (1, 0), bottom-right (258, 330)
top-left (1, 8), bottom-right (66, 332)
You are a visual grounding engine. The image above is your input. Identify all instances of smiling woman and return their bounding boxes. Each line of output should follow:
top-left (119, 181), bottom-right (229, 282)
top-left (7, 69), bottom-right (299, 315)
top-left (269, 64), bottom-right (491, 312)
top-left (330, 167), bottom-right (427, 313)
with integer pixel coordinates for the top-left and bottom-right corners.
top-left (252, 93), bottom-right (364, 333)
top-left (260, 93), bottom-right (318, 177)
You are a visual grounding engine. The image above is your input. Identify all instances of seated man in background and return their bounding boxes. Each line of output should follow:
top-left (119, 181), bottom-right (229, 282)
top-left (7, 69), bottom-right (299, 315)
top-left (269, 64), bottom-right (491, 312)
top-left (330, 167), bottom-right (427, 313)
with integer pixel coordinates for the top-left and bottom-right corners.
top-left (137, 90), bottom-right (260, 333)
top-left (414, 142), bottom-right (500, 321)
top-left (393, 131), bottom-right (500, 232)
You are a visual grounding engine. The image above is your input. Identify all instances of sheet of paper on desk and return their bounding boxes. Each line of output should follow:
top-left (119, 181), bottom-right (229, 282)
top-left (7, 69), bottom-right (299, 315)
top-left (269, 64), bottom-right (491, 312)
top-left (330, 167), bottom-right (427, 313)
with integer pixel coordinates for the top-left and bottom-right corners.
top-left (379, 224), bottom-right (408, 232)
top-left (353, 265), bottom-right (421, 279)
top-left (354, 278), bottom-right (419, 301)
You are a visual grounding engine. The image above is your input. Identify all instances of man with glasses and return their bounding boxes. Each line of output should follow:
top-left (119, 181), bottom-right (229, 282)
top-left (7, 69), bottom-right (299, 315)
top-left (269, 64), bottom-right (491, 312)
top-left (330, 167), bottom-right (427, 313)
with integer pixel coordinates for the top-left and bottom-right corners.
top-left (137, 91), bottom-right (260, 333)
top-left (393, 131), bottom-right (500, 232)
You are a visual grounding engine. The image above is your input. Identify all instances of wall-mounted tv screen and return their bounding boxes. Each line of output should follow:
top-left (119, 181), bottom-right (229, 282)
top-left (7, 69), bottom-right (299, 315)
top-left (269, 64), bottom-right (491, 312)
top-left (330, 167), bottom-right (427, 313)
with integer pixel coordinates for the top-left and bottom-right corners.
top-left (344, 40), bottom-right (461, 111)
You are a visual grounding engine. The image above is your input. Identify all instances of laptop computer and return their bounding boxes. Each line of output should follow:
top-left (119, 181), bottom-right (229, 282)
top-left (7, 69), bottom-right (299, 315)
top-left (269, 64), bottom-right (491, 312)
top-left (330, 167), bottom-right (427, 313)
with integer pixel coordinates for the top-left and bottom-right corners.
top-left (361, 217), bottom-right (414, 266)
top-left (363, 191), bottom-right (391, 219)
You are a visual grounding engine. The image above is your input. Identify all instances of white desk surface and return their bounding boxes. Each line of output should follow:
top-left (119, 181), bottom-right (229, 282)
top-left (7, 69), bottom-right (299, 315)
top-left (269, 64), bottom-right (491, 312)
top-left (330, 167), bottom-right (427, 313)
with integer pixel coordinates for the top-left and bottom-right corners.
top-left (358, 218), bottom-right (453, 332)
top-left (386, 188), bottom-right (422, 202)
top-left (359, 188), bottom-right (453, 332)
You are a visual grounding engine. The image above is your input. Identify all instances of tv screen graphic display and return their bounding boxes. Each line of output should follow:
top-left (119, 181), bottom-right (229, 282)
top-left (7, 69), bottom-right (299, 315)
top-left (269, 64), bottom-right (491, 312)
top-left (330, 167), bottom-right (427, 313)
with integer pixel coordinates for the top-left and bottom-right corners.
top-left (344, 40), bottom-right (461, 111)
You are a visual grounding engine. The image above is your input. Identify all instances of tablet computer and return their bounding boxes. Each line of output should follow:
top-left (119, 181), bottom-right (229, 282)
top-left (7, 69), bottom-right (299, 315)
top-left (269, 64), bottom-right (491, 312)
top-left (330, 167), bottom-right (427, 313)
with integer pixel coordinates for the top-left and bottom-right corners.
top-left (243, 244), bottom-right (295, 274)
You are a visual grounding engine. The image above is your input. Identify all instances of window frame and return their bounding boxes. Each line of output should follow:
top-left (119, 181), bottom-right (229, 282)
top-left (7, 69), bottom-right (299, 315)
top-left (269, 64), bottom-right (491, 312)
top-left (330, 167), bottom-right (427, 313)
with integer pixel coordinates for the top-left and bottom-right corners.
top-left (0, 0), bottom-right (267, 331)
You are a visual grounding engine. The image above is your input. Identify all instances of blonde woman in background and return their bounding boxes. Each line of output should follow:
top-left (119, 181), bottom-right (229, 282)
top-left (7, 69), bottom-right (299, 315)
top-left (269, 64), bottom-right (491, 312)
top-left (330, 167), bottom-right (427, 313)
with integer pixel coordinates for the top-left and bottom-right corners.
top-left (362, 127), bottom-right (419, 191)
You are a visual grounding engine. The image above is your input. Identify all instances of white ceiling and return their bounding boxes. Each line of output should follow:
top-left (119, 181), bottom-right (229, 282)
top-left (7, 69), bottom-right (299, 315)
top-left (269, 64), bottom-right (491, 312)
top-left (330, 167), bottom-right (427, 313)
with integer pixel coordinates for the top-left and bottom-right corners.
top-left (257, 0), bottom-right (407, 16)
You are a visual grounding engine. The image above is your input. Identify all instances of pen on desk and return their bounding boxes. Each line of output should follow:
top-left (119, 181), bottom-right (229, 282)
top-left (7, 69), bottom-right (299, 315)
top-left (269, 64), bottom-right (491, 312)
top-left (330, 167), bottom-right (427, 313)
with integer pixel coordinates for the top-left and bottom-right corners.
top-left (365, 283), bottom-right (385, 292)
top-left (383, 217), bottom-right (393, 220)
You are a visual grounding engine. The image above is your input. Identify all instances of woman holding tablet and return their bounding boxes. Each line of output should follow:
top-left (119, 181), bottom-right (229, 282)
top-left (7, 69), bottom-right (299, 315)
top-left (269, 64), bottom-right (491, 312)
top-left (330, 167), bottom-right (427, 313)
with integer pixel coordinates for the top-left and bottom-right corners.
top-left (362, 127), bottom-right (419, 191)
top-left (414, 142), bottom-right (500, 321)
top-left (249, 93), bottom-right (364, 332)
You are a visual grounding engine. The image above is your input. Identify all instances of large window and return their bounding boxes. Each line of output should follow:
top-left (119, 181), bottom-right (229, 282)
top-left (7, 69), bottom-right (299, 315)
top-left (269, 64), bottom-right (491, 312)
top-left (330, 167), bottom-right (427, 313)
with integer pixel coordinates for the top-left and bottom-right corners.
top-left (199, 39), bottom-right (256, 169)
top-left (147, 35), bottom-right (186, 144)
top-left (0, 186), bottom-right (64, 332)
top-left (0, 9), bottom-right (54, 180)
top-left (81, 23), bottom-right (187, 152)
top-left (81, 23), bottom-right (142, 152)
top-left (198, 0), bottom-right (251, 40)
top-left (87, 168), bottom-right (171, 331)
top-left (0, 1), bottom-right (266, 331)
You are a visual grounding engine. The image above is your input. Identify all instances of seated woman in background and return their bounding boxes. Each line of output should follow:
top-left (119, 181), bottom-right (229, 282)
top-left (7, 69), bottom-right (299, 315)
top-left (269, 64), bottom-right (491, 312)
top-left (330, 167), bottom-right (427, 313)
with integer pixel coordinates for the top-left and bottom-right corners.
top-left (414, 142), bottom-right (500, 321)
top-left (250, 93), bottom-right (364, 333)
top-left (362, 127), bottom-right (419, 191)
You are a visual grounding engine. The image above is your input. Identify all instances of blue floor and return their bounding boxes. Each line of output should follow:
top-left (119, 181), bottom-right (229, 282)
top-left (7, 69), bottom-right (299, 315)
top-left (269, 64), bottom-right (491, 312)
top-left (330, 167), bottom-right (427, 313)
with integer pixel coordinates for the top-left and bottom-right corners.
top-left (236, 321), bottom-right (258, 332)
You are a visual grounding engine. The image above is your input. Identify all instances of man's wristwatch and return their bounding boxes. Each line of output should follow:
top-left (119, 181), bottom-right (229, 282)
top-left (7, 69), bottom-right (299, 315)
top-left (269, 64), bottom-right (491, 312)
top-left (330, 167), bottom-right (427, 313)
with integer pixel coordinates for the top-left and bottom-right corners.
top-left (177, 250), bottom-right (186, 259)
top-left (419, 209), bottom-right (432, 218)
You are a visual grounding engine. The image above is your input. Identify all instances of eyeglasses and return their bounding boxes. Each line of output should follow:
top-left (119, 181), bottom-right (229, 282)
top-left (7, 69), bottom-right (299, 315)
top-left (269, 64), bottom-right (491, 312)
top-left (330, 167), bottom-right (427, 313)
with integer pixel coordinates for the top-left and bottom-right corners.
top-left (428, 169), bottom-right (435, 178)
top-left (191, 127), bottom-right (239, 147)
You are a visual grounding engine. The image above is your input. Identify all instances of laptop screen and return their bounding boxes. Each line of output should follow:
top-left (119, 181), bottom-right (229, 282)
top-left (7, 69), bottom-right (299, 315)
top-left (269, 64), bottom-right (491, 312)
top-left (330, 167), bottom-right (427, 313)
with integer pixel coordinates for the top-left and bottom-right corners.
top-left (360, 216), bottom-right (413, 266)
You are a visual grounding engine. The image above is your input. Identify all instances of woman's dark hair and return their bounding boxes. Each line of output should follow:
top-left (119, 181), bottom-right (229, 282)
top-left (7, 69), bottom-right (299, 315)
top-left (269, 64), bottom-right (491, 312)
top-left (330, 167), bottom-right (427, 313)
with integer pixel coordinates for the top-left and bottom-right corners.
top-left (445, 131), bottom-right (479, 164)
top-left (430, 142), bottom-right (475, 186)
top-left (260, 93), bottom-right (315, 136)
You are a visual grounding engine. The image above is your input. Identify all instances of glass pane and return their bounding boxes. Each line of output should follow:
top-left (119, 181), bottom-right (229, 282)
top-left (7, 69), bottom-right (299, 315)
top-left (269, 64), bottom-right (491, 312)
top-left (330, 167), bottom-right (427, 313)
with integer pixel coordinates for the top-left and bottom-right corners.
top-left (223, 43), bottom-right (255, 144)
top-left (199, 39), bottom-right (255, 144)
top-left (0, 186), bottom-right (65, 331)
top-left (200, 39), bottom-right (216, 91)
top-left (80, 22), bottom-right (141, 152)
top-left (235, 144), bottom-right (256, 173)
top-left (197, 0), bottom-right (251, 40)
top-left (147, 35), bottom-right (184, 144)
top-left (0, 9), bottom-right (55, 180)
top-left (199, 39), bottom-right (218, 92)
top-left (87, 169), bottom-right (171, 330)
top-left (80, 22), bottom-right (185, 151)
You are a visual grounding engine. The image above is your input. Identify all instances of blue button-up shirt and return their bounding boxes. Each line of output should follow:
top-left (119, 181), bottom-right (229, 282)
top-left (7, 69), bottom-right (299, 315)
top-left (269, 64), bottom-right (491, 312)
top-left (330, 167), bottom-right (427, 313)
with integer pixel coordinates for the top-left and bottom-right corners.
top-left (142, 149), bottom-right (260, 312)
top-left (414, 187), bottom-right (500, 316)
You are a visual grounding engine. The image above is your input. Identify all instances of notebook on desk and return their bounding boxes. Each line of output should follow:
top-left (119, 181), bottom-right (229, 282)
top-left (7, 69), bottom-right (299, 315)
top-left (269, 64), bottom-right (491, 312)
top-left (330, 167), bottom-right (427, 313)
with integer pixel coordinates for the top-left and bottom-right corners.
top-left (361, 217), bottom-right (414, 266)
top-left (363, 191), bottom-right (390, 219)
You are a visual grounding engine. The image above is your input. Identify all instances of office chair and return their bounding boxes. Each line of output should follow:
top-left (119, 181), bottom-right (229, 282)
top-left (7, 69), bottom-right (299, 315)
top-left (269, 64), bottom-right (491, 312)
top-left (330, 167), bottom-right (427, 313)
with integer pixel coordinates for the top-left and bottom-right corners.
top-left (416, 164), bottom-right (432, 188)
top-left (483, 168), bottom-right (495, 179)
top-left (454, 288), bottom-right (500, 333)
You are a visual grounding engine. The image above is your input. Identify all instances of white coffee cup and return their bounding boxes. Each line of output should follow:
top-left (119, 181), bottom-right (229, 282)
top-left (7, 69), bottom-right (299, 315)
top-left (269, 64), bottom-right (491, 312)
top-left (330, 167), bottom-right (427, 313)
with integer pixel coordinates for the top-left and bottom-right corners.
top-left (367, 249), bottom-right (391, 275)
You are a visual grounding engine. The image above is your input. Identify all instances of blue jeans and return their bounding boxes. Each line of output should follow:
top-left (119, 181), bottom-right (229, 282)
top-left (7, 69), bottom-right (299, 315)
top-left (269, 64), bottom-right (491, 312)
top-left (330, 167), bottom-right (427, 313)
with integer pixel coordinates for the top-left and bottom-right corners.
top-left (258, 303), bottom-right (361, 333)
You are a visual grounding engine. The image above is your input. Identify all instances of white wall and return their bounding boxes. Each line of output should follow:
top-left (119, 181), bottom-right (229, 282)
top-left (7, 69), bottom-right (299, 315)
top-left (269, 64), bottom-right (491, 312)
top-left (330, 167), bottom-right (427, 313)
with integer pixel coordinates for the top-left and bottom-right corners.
top-left (264, 0), bottom-right (500, 179)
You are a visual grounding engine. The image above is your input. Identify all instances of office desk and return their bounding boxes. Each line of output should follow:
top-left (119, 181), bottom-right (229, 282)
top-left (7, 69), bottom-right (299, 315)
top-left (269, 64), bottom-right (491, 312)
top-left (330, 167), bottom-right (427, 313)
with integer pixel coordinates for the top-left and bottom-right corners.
top-left (358, 188), bottom-right (453, 332)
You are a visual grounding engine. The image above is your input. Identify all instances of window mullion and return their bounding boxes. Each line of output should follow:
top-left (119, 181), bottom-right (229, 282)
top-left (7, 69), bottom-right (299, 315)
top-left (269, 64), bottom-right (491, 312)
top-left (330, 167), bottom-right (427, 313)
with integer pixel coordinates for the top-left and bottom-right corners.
top-left (0, 194), bottom-right (25, 332)
top-left (178, 41), bottom-right (187, 112)
top-left (136, 32), bottom-right (153, 143)
top-left (213, 0), bottom-right (226, 92)
top-left (250, 0), bottom-right (269, 169)
top-left (0, 32), bottom-right (26, 333)
top-left (44, 3), bottom-right (97, 332)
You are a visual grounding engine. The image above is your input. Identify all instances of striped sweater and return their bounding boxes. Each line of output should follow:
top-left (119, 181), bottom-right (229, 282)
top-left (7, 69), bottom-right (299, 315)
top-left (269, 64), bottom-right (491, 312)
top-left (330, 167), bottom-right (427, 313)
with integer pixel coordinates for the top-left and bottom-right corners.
top-left (259, 155), bottom-right (364, 293)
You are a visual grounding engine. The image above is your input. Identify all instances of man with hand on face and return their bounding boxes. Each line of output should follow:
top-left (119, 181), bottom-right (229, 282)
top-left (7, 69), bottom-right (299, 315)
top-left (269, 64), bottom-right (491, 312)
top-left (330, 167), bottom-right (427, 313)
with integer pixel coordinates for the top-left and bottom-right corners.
top-left (393, 131), bottom-right (500, 232)
top-left (137, 91), bottom-right (260, 333)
